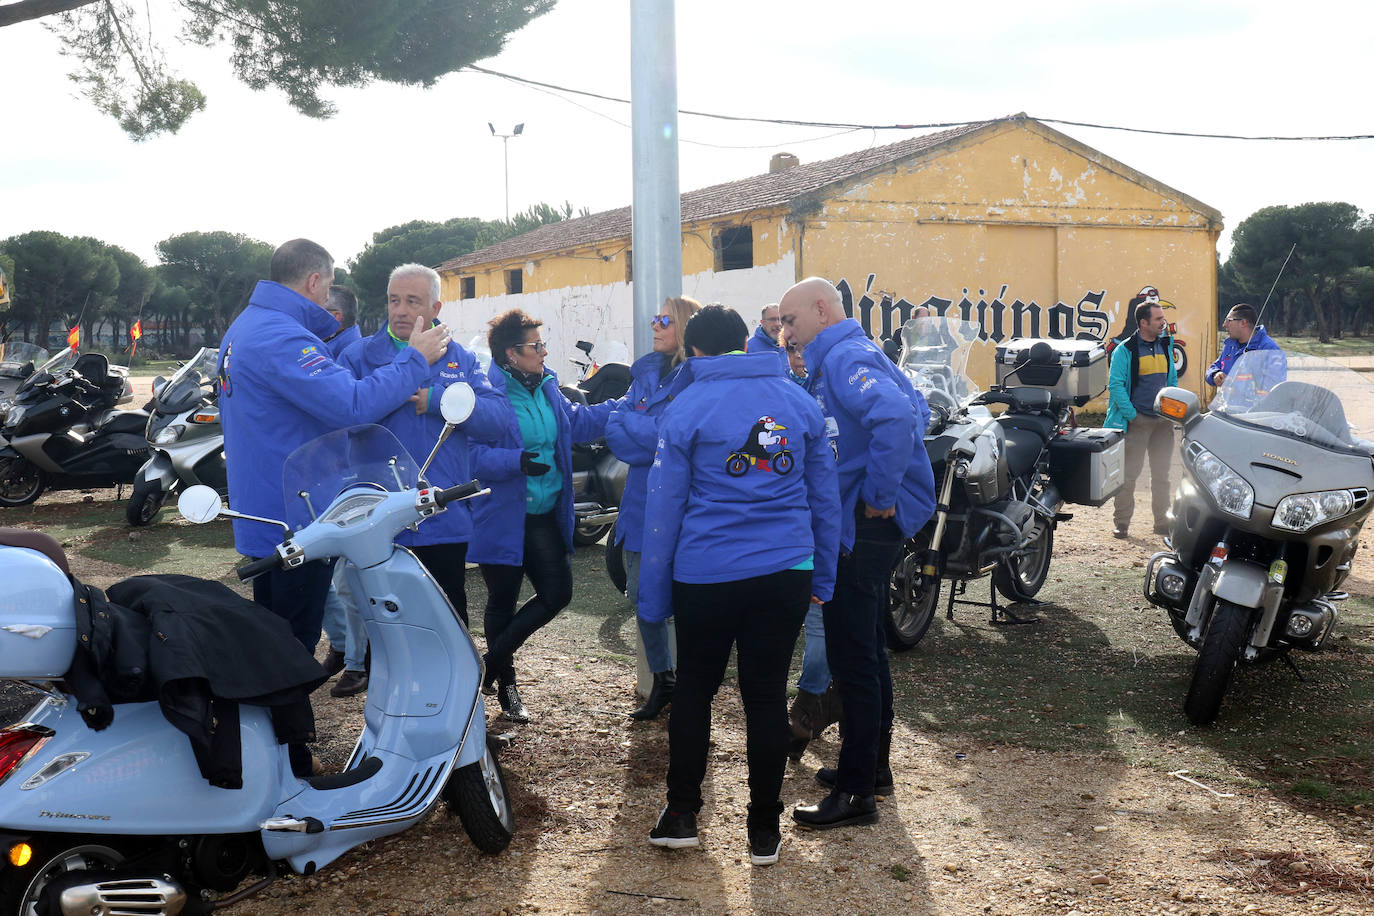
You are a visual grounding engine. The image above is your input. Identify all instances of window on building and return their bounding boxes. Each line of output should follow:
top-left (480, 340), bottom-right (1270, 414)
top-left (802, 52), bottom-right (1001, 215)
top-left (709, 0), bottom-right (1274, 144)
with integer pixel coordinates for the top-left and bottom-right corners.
top-left (460, 277), bottom-right (475, 300)
top-left (506, 268), bottom-right (523, 295)
top-left (714, 225), bottom-right (753, 271)
top-left (624, 249), bottom-right (633, 283)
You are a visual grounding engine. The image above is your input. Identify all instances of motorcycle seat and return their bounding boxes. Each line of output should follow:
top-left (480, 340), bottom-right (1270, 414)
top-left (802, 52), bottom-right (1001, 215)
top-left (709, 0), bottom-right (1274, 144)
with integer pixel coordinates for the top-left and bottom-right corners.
top-left (996, 411), bottom-right (1057, 442)
top-left (1000, 426), bottom-right (1046, 478)
top-left (0, 527), bottom-right (70, 575)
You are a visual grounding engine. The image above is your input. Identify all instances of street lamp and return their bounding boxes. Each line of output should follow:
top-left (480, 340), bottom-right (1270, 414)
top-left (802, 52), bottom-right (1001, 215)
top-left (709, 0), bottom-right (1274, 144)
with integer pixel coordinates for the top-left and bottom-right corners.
top-left (488, 122), bottom-right (524, 223)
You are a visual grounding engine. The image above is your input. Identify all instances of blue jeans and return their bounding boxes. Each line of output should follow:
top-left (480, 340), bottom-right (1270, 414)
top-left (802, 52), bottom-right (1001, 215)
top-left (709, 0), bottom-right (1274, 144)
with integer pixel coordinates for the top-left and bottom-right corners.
top-left (822, 513), bottom-right (903, 796)
top-left (625, 548), bottom-right (674, 673)
top-left (322, 559), bottom-right (367, 670)
top-left (797, 601), bottom-right (830, 694)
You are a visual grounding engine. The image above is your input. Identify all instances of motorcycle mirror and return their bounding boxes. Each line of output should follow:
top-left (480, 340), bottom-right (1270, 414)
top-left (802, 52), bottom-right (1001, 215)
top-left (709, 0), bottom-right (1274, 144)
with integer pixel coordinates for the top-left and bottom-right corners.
top-left (439, 382), bottom-right (476, 425)
top-left (152, 376), bottom-right (166, 394)
top-left (178, 485), bottom-right (223, 524)
top-left (1155, 386), bottom-right (1200, 426)
top-left (576, 340), bottom-right (594, 355)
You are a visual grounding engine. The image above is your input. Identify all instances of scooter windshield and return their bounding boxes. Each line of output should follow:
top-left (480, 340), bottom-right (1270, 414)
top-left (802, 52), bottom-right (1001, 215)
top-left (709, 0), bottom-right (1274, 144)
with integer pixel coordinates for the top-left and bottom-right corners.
top-left (897, 316), bottom-right (982, 412)
top-left (1211, 350), bottom-right (1374, 456)
top-left (156, 347), bottom-right (220, 413)
top-left (281, 424), bottom-right (420, 532)
top-left (0, 341), bottom-right (48, 378)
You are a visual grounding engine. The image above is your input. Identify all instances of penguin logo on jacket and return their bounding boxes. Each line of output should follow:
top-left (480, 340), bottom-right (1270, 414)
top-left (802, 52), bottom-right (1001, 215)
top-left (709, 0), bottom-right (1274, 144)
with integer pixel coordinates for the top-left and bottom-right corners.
top-left (726, 416), bottom-right (794, 476)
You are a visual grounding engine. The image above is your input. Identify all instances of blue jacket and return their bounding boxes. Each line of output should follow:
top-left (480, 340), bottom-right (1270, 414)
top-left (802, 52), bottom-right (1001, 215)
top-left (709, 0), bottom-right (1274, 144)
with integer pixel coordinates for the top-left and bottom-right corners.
top-left (336, 326), bottom-right (505, 547)
top-left (217, 281), bottom-right (430, 558)
top-left (605, 352), bottom-right (687, 554)
top-left (638, 353), bottom-right (841, 622)
top-left (1207, 325), bottom-right (1285, 387)
top-left (467, 365), bottom-right (619, 565)
top-left (326, 324), bottom-right (362, 359)
top-left (803, 319), bottom-right (936, 551)
top-left (746, 326), bottom-right (780, 354)
top-left (1105, 332), bottom-right (1178, 430)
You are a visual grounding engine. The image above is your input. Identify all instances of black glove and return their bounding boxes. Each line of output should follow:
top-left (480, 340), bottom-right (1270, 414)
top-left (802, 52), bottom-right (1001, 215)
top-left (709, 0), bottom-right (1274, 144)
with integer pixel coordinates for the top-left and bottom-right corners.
top-left (520, 451), bottom-right (551, 476)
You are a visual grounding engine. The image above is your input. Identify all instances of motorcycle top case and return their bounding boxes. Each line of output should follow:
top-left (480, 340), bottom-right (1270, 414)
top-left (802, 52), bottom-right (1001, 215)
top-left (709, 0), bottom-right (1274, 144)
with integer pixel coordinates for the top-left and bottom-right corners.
top-left (0, 543), bottom-right (77, 678)
top-left (995, 338), bottom-right (1108, 406)
top-left (1048, 427), bottom-right (1125, 507)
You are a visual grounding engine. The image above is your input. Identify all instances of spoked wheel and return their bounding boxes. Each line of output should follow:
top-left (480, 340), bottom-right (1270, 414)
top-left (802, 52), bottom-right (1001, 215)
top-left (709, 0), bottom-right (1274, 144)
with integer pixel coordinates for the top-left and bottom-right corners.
top-left (0, 457), bottom-right (46, 508)
top-left (125, 476), bottom-right (167, 526)
top-left (885, 537), bottom-right (941, 652)
top-left (993, 522), bottom-right (1054, 603)
top-left (1183, 598), bottom-right (1253, 725)
top-left (2, 839), bottom-right (127, 915)
top-left (444, 735), bottom-right (515, 854)
top-left (605, 521), bottom-right (627, 595)
top-left (573, 521), bottom-right (612, 547)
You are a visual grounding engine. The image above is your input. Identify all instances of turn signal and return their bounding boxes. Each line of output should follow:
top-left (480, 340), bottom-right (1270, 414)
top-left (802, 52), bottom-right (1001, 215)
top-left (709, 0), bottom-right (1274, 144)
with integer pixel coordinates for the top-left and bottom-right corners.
top-left (8, 842), bottom-right (32, 867)
top-left (1158, 397), bottom-right (1189, 420)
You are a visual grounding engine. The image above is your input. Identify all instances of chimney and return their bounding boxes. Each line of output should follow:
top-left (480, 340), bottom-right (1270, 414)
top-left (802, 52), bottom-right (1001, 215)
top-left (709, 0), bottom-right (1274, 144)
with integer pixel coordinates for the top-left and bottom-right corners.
top-left (769, 152), bottom-right (800, 173)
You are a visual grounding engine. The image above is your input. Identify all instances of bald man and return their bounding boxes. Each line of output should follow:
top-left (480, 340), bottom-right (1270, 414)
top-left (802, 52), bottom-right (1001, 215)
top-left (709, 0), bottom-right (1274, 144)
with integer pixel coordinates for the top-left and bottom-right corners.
top-left (780, 276), bottom-right (936, 830)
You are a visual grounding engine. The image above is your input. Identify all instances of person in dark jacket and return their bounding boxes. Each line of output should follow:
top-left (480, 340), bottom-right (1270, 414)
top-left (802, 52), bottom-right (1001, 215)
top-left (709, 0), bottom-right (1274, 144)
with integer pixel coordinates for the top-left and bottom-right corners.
top-left (641, 305), bottom-right (840, 867)
top-left (746, 303), bottom-right (783, 354)
top-left (605, 295), bottom-right (701, 720)
top-left (469, 309), bottom-right (622, 723)
top-left (781, 276), bottom-right (936, 831)
top-left (324, 284), bottom-right (362, 358)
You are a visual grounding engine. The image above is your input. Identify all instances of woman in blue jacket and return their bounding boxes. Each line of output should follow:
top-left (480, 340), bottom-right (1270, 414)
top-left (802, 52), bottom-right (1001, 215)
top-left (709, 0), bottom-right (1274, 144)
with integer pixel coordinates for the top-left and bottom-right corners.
top-left (469, 309), bottom-right (620, 723)
top-left (605, 294), bottom-right (701, 720)
top-left (640, 306), bottom-right (840, 867)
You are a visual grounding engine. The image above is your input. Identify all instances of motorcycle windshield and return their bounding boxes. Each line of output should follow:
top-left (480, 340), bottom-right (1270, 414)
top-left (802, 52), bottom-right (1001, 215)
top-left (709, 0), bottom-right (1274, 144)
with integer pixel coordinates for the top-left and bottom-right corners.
top-left (897, 316), bottom-right (983, 411)
top-left (0, 342), bottom-right (48, 378)
top-left (281, 425), bottom-right (419, 531)
top-left (157, 347), bottom-right (220, 413)
top-left (1211, 350), bottom-right (1374, 456)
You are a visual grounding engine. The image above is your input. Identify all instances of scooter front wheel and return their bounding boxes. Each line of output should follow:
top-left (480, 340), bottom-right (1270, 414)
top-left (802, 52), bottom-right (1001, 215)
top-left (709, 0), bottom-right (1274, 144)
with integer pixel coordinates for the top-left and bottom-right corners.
top-left (125, 475), bottom-right (168, 526)
top-left (444, 735), bottom-right (514, 854)
top-left (0, 457), bottom-right (45, 508)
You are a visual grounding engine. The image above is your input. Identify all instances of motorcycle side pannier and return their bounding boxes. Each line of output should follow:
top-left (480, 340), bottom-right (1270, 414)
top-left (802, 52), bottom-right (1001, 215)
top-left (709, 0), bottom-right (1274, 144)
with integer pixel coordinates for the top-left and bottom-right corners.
top-left (995, 338), bottom-right (1108, 406)
top-left (1048, 427), bottom-right (1124, 507)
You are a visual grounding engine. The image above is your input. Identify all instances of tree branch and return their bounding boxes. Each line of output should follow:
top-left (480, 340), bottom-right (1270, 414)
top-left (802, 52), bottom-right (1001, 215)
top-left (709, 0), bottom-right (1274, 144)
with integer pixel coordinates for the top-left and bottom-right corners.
top-left (0, 0), bottom-right (98, 28)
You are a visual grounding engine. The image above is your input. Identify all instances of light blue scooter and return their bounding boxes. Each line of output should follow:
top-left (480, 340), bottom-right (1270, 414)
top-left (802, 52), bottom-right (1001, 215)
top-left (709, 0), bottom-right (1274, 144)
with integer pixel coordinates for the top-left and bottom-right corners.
top-left (0, 384), bottom-right (511, 915)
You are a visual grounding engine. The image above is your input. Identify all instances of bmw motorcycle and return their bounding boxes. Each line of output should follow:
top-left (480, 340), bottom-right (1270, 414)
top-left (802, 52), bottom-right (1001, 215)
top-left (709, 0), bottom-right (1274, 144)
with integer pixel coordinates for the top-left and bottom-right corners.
top-left (0, 352), bottom-right (145, 507)
top-left (1144, 350), bottom-right (1374, 724)
top-left (125, 348), bottom-right (226, 526)
top-left (885, 317), bottom-right (1123, 650)
top-left (0, 342), bottom-right (49, 419)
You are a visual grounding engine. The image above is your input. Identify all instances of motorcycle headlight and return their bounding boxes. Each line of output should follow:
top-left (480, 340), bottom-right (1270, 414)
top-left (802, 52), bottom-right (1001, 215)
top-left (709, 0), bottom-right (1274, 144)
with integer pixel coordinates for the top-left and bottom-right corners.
top-left (153, 424), bottom-right (186, 445)
top-left (1273, 489), bottom-right (1357, 532)
top-left (4, 405), bottom-right (26, 428)
top-left (1189, 446), bottom-right (1254, 518)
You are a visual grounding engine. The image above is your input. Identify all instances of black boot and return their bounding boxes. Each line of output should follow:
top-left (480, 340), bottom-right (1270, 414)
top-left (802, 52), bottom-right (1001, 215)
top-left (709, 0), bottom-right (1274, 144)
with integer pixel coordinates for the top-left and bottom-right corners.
top-left (791, 790), bottom-right (878, 830)
top-left (815, 730), bottom-right (895, 797)
top-left (817, 682), bottom-right (845, 738)
top-left (787, 689), bottom-right (824, 761)
top-left (497, 672), bottom-right (530, 723)
top-left (480, 654), bottom-right (499, 696)
top-left (629, 670), bottom-right (675, 720)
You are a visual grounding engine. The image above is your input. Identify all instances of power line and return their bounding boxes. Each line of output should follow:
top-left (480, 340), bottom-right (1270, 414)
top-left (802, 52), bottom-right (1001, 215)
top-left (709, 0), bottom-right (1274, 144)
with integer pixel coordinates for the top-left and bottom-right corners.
top-left (464, 65), bottom-right (1374, 142)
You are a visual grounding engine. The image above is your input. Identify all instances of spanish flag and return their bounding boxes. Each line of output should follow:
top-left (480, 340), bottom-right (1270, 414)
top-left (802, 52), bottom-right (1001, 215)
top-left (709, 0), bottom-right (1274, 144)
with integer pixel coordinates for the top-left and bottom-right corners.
top-left (130, 319), bottom-right (143, 357)
top-left (67, 325), bottom-right (79, 351)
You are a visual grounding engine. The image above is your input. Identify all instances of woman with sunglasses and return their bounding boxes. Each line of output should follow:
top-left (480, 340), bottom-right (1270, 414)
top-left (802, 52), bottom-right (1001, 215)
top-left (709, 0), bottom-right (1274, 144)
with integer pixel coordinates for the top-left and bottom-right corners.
top-left (468, 308), bottom-right (624, 722)
top-left (605, 295), bottom-right (702, 719)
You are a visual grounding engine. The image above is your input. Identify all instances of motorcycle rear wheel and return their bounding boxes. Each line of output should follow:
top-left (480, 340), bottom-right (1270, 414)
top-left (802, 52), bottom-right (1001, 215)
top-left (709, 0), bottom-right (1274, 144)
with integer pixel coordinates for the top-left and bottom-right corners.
top-left (885, 537), bottom-right (940, 652)
top-left (0, 457), bottom-right (46, 507)
top-left (125, 476), bottom-right (167, 526)
top-left (1184, 598), bottom-right (1253, 725)
top-left (0, 838), bottom-right (127, 915)
top-left (993, 523), bottom-right (1053, 603)
top-left (444, 735), bottom-right (515, 854)
top-left (574, 521), bottom-right (612, 547)
top-left (605, 521), bottom-right (627, 595)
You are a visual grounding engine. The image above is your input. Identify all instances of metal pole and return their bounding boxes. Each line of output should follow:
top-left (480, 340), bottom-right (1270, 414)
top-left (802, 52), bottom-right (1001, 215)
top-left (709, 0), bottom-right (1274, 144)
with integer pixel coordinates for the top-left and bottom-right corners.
top-left (502, 135), bottom-right (510, 223)
top-left (630, 0), bottom-right (682, 360)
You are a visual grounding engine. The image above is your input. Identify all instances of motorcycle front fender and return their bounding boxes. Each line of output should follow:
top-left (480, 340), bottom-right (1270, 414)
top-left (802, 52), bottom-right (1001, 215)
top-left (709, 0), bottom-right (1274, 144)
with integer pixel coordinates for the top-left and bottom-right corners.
top-left (1211, 560), bottom-right (1268, 608)
top-left (137, 450), bottom-right (177, 489)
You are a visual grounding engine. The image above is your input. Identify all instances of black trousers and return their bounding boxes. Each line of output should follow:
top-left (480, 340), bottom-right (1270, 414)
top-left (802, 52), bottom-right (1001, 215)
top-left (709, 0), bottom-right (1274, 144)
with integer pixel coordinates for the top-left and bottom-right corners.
top-left (665, 569), bottom-right (811, 817)
top-left (413, 541), bottom-right (470, 625)
top-left (479, 512), bottom-right (573, 678)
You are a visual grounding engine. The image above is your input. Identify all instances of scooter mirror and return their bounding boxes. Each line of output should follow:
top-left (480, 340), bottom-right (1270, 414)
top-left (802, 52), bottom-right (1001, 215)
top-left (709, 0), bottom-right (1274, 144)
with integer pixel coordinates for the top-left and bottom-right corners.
top-left (440, 382), bottom-right (476, 425)
top-left (178, 485), bottom-right (223, 524)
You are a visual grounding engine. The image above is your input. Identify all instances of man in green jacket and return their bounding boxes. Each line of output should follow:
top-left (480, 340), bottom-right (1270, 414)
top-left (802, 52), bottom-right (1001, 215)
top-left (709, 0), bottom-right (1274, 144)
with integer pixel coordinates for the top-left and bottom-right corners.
top-left (1105, 301), bottom-right (1178, 539)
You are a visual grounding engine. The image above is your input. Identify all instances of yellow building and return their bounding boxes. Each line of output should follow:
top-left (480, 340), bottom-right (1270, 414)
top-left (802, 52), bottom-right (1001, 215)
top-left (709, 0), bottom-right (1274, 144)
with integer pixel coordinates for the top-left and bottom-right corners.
top-left (437, 115), bottom-right (1222, 396)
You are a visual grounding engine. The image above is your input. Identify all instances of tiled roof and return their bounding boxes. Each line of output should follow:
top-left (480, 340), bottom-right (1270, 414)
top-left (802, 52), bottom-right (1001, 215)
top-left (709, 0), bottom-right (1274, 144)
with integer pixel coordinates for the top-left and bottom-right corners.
top-left (437, 120), bottom-right (997, 272)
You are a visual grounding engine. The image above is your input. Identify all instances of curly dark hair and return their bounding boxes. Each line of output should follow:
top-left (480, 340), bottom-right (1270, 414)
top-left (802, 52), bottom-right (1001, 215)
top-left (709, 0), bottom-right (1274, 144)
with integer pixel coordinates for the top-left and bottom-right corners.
top-left (488, 308), bottom-right (543, 366)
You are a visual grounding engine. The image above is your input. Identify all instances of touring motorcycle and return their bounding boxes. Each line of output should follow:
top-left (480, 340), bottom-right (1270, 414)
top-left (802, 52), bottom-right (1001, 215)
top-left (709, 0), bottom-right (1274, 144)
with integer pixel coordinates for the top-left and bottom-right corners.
top-left (1144, 350), bottom-right (1374, 724)
top-left (885, 317), bottom-right (1124, 650)
top-left (0, 342), bottom-right (49, 419)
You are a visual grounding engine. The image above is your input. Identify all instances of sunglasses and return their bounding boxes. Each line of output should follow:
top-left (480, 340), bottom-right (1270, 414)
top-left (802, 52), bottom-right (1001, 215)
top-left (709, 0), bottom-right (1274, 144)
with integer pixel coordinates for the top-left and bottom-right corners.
top-left (785, 343), bottom-right (802, 354)
top-left (513, 340), bottom-right (547, 353)
top-left (651, 315), bottom-right (673, 329)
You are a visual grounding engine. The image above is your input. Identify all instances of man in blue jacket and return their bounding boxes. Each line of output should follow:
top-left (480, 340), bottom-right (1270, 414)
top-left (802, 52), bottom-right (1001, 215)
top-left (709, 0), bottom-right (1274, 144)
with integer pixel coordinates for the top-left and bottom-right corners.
top-left (1106, 300), bottom-right (1177, 539)
top-left (324, 285), bottom-right (362, 358)
top-left (746, 303), bottom-right (783, 354)
top-left (780, 276), bottom-right (936, 830)
top-left (218, 239), bottom-right (452, 652)
top-left (337, 263), bottom-right (503, 636)
top-left (1207, 302), bottom-right (1286, 397)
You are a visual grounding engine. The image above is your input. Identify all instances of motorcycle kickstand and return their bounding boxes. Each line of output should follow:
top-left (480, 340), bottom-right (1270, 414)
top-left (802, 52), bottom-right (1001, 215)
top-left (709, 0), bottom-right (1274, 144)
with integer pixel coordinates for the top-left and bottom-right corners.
top-left (945, 580), bottom-right (961, 621)
top-left (1280, 653), bottom-right (1308, 683)
top-left (989, 578), bottom-right (1040, 627)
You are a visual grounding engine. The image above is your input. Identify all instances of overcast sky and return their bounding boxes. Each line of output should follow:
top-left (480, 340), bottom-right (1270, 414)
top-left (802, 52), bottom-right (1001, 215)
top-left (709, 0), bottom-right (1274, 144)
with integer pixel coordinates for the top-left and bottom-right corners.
top-left (2, 0), bottom-right (1371, 267)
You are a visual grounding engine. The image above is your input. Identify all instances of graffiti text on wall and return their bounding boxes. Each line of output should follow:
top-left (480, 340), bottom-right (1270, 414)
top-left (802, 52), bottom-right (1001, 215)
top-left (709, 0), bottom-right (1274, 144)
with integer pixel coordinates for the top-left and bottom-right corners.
top-left (836, 274), bottom-right (1112, 344)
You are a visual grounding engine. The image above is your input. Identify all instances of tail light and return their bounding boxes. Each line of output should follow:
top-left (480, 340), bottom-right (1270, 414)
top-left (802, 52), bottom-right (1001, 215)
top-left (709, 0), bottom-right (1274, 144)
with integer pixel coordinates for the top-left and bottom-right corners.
top-left (0, 725), bottom-right (52, 787)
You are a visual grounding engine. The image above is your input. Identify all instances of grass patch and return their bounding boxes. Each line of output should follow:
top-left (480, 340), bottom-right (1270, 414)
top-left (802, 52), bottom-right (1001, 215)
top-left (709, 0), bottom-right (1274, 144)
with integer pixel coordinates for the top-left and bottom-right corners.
top-left (1270, 335), bottom-right (1374, 358)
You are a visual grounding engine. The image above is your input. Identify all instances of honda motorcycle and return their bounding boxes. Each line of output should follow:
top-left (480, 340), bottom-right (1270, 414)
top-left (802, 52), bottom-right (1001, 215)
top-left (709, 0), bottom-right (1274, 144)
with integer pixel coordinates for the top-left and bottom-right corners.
top-left (1144, 350), bottom-right (1374, 724)
top-left (0, 352), bottom-right (144, 508)
top-left (125, 348), bottom-right (226, 526)
top-left (885, 317), bottom-right (1124, 650)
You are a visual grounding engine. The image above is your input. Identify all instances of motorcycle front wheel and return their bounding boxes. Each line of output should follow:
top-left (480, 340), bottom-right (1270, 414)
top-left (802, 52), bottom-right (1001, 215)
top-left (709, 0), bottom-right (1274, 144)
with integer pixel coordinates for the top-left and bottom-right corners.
top-left (444, 735), bottom-right (515, 854)
top-left (125, 476), bottom-right (167, 526)
top-left (885, 537), bottom-right (940, 652)
top-left (0, 457), bottom-right (46, 507)
top-left (993, 522), bottom-right (1054, 603)
top-left (1183, 598), bottom-right (1253, 725)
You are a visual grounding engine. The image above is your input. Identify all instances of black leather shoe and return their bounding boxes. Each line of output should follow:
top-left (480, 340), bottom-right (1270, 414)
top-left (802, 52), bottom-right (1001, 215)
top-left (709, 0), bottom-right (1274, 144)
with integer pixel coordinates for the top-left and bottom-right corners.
top-left (629, 670), bottom-right (675, 720)
top-left (330, 669), bottom-right (368, 698)
top-left (497, 678), bottom-right (530, 724)
top-left (792, 790), bottom-right (878, 830)
top-left (322, 647), bottom-right (346, 678)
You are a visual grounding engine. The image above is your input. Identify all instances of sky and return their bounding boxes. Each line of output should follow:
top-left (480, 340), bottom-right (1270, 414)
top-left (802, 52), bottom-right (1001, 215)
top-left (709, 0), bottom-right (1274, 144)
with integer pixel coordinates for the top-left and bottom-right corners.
top-left (2, 0), bottom-right (1372, 268)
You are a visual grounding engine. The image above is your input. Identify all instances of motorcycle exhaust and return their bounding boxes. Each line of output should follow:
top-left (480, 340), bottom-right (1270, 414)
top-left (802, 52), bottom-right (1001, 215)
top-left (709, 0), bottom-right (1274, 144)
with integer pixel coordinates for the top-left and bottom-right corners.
top-left (54, 875), bottom-right (188, 916)
top-left (576, 509), bottom-right (618, 527)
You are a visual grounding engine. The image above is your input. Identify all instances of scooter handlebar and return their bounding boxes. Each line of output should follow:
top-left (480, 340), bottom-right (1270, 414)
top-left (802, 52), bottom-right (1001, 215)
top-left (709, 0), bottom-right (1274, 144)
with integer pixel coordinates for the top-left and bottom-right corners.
top-left (237, 553), bottom-right (280, 581)
top-left (435, 479), bottom-right (483, 508)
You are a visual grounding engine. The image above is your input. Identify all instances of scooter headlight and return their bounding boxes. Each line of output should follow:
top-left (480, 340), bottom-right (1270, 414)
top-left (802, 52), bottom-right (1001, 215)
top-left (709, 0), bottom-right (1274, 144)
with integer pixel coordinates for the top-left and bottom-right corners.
top-left (153, 424), bottom-right (186, 445)
top-left (1273, 489), bottom-right (1357, 532)
top-left (1188, 446), bottom-right (1253, 518)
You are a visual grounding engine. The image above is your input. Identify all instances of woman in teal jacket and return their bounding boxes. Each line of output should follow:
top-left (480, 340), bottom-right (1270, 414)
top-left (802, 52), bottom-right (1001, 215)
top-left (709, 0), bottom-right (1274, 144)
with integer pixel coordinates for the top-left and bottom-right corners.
top-left (468, 309), bottom-right (620, 723)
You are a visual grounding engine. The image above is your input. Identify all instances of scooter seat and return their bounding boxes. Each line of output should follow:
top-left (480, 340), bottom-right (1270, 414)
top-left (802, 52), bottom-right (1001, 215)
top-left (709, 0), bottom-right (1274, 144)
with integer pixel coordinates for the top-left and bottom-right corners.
top-left (0, 527), bottom-right (70, 574)
top-left (1000, 427), bottom-right (1046, 478)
